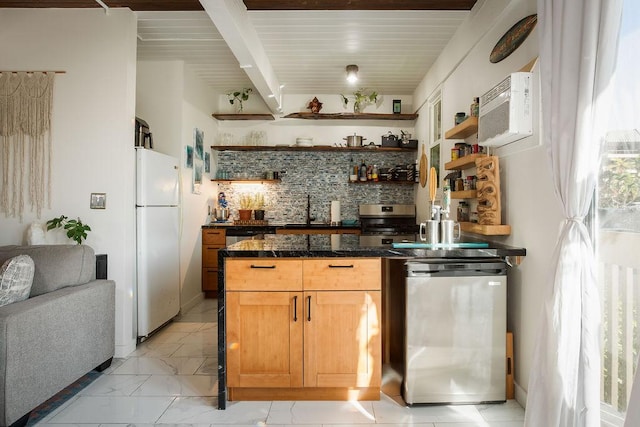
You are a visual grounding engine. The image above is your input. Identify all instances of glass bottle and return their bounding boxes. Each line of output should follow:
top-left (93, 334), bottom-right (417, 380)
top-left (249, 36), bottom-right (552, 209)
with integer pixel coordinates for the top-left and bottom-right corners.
top-left (470, 97), bottom-right (480, 117)
top-left (359, 159), bottom-right (367, 182)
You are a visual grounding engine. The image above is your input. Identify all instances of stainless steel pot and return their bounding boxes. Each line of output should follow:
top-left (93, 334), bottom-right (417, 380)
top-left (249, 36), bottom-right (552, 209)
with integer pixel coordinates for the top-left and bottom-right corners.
top-left (214, 208), bottom-right (230, 221)
top-left (344, 134), bottom-right (367, 147)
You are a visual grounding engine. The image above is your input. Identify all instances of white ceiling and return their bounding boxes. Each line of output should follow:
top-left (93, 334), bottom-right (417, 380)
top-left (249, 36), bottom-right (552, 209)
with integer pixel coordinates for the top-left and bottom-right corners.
top-left (136, 9), bottom-right (469, 98)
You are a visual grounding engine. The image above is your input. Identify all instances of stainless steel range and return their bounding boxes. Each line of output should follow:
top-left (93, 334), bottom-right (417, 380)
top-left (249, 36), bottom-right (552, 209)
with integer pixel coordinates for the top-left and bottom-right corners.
top-left (359, 204), bottom-right (418, 247)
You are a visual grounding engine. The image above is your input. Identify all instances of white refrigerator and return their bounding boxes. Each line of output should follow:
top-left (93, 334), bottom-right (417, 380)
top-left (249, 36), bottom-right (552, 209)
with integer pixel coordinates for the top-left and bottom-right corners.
top-left (135, 147), bottom-right (180, 338)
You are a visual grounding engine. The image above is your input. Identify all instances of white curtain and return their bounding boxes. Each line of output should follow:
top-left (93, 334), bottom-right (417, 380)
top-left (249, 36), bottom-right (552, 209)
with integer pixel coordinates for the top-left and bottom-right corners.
top-left (525, 1), bottom-right (622, 426)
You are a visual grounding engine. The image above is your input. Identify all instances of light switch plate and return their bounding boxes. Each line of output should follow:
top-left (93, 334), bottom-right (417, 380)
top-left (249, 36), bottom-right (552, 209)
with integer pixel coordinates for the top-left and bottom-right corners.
top-left (90, 193), bottom-right (106, 209)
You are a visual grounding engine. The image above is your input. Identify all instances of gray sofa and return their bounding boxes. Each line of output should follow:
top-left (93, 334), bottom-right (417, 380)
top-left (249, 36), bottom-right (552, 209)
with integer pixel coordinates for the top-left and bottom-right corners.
top-left (0, 245), bottom-right (115, 427)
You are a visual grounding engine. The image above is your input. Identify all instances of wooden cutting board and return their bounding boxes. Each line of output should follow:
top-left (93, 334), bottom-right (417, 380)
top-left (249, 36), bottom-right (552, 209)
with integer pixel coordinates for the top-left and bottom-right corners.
top-left (429, 167), bottom-right (437, 204)
top-left (419, 145), bottom-right (428, 188)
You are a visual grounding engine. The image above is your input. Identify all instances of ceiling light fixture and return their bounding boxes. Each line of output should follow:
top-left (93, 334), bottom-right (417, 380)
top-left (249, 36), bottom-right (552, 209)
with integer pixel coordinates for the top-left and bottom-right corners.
top-left (346, 65), bottom-right (359, 83)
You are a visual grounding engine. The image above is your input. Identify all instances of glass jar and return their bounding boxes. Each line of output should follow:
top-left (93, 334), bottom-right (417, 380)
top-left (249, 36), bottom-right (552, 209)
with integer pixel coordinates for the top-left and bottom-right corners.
top-left (457, 202), bottom-right (470, 222)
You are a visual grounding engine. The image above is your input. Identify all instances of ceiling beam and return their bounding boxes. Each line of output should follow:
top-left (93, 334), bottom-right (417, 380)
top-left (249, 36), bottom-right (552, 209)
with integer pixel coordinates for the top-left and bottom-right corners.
top-left (0, 0), bottom-right (204, 9)
top-left (0, 0), bottom-right (477, 10)
top-left (242, 0), bottom-right (477, 10)
top-left (200, 0), bottom-right (282, 113)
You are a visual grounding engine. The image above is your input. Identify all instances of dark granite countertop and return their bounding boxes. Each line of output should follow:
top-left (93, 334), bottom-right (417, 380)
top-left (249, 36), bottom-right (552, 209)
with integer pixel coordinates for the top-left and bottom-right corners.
top-left (220, 233), bottom-right (526, 258)
top-left (203, 222), bottom-right (361, 235)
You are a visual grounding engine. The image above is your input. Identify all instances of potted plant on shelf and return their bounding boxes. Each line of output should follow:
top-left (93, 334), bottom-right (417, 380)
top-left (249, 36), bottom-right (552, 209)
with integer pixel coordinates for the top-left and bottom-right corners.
top-left (227, 88), bottom-right (252, 113)
top-left (46, 215), bottom-right (91, 245)
top-left (252, 193), bottom-right (266, 221)
top-left (340, 88), bottom-right (380, 113)
top-left (238, 194), bottom-right (253, 221)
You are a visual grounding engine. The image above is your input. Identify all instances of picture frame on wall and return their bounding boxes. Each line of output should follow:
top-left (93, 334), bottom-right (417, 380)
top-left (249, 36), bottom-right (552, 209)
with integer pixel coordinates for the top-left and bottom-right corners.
top-left (194, 128), bottom-right (204, 160)
top-left (204, 152), bottom-right (210, 174)
top-left (185, 145), bottom-right (194, 169)
top-left (192, 128), bottom-right (203, 194)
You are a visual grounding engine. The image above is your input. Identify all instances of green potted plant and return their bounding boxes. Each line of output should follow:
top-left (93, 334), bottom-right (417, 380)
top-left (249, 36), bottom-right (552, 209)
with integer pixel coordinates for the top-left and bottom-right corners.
top-left (340, 88), bottom-right (379, 113)
top-left (252, 193), bottom-right (266, 221)
top-left (46, 215), bottom-right (91, 245)
top-left (227, 88), bottom-right (252, 113)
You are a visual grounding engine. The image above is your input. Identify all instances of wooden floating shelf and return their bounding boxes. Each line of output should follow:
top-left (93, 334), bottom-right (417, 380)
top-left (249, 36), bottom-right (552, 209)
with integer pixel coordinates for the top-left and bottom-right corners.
top-left (451, 190), bottom-right (477, 199)
top-left (282, 112), bottom-right (418, 120)
top-left (445, 116), bottom-right (478, 139)
top-left (211, 145), bottom-right (417, 152)
top-left (212, 113), bottom-right (275, 121)
top-left (348, 180), bottom-right (417, 185)
top-left (444, 153), bottom-right (487, 170)
top-left (211, 179), bottom-right (281, 184)
top-left (459, 222), bottom-right (511, 236)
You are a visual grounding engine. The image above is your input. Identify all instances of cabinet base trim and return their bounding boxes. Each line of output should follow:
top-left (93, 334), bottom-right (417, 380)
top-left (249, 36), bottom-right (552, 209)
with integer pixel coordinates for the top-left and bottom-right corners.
top-left (228, 387), bottom-right (380, 401)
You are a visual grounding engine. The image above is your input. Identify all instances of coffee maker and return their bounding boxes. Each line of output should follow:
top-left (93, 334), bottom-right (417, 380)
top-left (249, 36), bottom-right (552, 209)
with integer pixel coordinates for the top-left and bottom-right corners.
top-left (135, 117), bottom-right (153, 148)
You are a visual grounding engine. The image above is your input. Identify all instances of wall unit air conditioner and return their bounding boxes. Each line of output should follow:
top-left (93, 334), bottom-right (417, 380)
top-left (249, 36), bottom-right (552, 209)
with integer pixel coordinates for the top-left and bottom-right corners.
top-left (478, 72), bottom-right (532, 147)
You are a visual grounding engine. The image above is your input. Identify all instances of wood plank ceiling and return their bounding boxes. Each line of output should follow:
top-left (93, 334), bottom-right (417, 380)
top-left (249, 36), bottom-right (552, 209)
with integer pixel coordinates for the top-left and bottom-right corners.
top-left (2, 0), bottom-right (476, 97)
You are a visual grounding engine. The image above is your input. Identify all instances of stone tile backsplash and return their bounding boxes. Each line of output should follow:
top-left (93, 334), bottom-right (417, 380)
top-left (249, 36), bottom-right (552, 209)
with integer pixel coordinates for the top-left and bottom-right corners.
top-left (214, 150), bottom-right (417, 223)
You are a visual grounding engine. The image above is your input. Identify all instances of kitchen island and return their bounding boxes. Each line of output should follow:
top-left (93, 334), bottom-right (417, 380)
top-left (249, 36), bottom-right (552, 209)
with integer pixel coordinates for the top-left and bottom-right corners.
top-left (216, 233), bottom-right (526, 409)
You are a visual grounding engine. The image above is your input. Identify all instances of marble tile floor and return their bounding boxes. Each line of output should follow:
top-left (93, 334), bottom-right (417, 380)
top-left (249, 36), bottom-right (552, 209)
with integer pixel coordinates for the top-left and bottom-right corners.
top-left (33, 299), bottom-right (525, 426)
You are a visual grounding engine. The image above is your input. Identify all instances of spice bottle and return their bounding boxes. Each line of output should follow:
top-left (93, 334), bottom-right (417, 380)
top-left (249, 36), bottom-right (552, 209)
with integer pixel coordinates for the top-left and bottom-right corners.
top-left (470, 97), bottom-right (480, 117)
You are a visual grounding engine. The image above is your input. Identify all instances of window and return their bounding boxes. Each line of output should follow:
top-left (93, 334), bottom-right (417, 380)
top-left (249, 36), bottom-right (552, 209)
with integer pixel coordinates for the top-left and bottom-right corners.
top-left (597, 0), bottom-right (640, 423)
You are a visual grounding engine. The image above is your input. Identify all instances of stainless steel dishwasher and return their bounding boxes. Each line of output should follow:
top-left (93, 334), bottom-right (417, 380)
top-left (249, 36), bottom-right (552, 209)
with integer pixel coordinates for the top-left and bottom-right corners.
top-left (403, 258), bottom-right (507, 405)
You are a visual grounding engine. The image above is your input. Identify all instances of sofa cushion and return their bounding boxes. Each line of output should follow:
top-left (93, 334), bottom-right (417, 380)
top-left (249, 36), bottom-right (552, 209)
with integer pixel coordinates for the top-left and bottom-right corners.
top-left (27, 222), bottom-right (75, 245)
top-left (0, 255), bottom-right (35, 307)
top-left (0, 245), bottom-right (95, 297)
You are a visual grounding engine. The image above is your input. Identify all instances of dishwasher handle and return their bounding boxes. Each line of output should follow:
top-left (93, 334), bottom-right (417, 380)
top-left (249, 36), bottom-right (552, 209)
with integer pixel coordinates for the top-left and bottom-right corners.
top-left (408, 268), bottom-right (506, 277)
top-left (406, 260), bottom-right (506, 276)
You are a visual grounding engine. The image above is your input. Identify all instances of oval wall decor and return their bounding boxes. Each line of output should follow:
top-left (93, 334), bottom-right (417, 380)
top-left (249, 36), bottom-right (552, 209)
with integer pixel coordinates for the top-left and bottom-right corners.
top-left (490, 14), bottom-right (537, 63)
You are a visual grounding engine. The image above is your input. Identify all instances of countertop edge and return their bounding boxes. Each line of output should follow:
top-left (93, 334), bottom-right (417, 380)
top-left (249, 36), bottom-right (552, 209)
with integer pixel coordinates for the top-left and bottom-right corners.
top-left (219, 247), bottom-right (526, 258)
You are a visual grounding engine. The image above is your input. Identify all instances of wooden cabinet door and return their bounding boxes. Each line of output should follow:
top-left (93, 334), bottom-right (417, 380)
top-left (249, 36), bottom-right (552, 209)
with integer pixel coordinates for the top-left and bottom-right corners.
top-left (202, 229), bottom-right (226, 245)
top-left (226, 259), bottom-right (303, 291)
top-left (303, 290), bottom-right (381, 388)
top-left (303, 258), bottom-right (381, 291)
top-left (202, 246), bottom-right (219, 268)
top-left (227, 291), bottom-right (303, 388)
top-left (202, 268), bottom-right (218, 292)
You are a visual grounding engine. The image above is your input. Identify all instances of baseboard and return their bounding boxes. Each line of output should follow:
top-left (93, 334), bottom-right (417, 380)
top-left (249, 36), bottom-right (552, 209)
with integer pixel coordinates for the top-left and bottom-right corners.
top-left (514, 380), bottom-right (527, 408)
top-left (181, 292), bottom-right (205, 316)
top-left (115, 339), bottom-right (136, 358)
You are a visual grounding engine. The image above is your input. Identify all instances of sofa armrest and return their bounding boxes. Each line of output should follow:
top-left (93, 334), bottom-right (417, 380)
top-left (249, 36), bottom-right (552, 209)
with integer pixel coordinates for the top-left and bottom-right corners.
top-left (0, 279), bottom-right (115, 426)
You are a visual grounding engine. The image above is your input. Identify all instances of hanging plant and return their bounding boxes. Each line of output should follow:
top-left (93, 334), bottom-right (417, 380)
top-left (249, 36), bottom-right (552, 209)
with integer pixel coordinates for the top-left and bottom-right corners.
top-left (227, 88), bottom-right (252, 113)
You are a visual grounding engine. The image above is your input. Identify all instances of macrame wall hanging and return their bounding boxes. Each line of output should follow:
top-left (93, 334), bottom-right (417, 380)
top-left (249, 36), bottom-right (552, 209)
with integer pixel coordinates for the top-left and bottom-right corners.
top-left (0, 71), bottom-right (56, 220)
